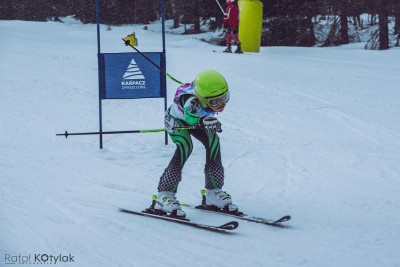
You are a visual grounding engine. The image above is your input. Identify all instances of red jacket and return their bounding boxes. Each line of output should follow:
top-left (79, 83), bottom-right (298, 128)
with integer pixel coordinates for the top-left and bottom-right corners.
top-left (223, 3), bottom-right (239, 27)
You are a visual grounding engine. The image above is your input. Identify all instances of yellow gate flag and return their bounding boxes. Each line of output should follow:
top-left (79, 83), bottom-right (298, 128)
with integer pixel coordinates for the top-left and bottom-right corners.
top-left (123, 33), bottom-right (138, 46)
top-left (238, 0), bottom-right (263, 52)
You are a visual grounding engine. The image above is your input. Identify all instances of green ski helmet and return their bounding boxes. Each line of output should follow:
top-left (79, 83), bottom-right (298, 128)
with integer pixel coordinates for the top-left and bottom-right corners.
top-left (193, 70), bottom-right (230, 112)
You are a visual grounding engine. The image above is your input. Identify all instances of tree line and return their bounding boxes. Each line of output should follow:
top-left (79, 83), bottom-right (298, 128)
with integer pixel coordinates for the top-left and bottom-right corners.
top-left (264, 0), bottom-right (400, 49)
top-left (0, 0), bottom-right (399, 49)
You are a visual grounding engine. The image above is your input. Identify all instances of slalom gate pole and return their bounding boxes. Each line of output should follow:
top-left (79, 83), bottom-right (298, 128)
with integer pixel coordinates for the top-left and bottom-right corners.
top-left (122, 38), bottom-right (183, 85)
top-left (56, 126), bottom-right (199, 139)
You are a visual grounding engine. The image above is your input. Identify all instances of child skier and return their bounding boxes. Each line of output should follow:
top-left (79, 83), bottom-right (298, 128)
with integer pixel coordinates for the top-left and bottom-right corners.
top-left (155, 70), bottom-right (238, 218)
top-left (223, 0), bottom-right (243, 53)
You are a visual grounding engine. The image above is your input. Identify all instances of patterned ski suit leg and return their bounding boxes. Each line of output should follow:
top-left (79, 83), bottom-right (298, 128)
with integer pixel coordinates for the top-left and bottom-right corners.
top-left (231, 26), bottom-right (240, 45)
top-left (158, 129), bottom-right (193, 193)
top-left (190, 130), bottom-right (225, 190)
top-left (226, 26), bottom-right (240, 47)
top-left (226, 28), bottom-right (232, 47)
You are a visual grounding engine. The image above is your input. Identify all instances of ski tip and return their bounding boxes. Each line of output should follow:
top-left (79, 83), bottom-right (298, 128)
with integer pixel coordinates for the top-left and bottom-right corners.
top-left (271, 215), bottom-right (291, 226)
top-left (278, 215), bottom-right (291, 223)
top-left (218, 221), bottom-right (239, 230)
top-left (119, 208), bottom-right (130, 213)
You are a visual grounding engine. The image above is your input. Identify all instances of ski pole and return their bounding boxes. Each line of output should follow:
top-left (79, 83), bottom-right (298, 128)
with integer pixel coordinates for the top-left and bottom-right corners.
top-left (122, 38), bottom-right (183, 85)
top-left (56, 126), bottom-right (199, 139)
top-left (214, 0), bottom-right (226, 15)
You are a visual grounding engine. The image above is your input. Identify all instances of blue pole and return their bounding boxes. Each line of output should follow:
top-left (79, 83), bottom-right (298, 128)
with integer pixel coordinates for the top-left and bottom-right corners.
top-left (161, 0), bottom-right (168, 145)
top-left (96, 0), bottom-right (103, 149)
top-left (161, 0), bottom-right (166, 54)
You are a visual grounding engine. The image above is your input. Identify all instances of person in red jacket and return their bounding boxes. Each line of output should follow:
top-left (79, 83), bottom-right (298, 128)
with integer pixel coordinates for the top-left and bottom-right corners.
top-left (223, 0), bottom-right (242, 53)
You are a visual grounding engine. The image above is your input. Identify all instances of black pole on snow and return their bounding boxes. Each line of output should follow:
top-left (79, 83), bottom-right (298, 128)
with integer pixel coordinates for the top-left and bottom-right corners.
top-left (96, 0), bottom-right (103, 148)
top-left (161, 0), bottom-right (168, 146)
top-left (56, 126), bottom-right (200, 139)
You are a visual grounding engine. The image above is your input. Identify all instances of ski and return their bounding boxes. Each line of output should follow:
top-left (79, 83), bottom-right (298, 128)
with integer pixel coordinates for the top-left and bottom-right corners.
top-left (212, 50), bottom-right (247, 54)
top-left (181, 204), bottom-right (290, 228)
top-left (180, 190), bottom-right (291, 228)
top-left (119, 208), bottom-right (239, 233)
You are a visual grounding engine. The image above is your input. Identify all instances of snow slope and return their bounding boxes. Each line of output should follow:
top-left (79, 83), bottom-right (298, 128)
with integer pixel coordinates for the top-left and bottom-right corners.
top-left (1, 19), bottom-right (400, 267)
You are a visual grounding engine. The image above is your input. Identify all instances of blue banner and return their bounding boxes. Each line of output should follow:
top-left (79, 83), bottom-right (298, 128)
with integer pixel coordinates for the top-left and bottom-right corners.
top-left (99, 52), bottom-right (165, 99)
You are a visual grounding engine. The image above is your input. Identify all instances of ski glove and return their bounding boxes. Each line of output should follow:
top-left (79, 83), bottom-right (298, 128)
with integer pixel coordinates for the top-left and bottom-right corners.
top-left (164, 113), bottom-right (180, 133)
top-left (200, 117), bottom-right (222, 134)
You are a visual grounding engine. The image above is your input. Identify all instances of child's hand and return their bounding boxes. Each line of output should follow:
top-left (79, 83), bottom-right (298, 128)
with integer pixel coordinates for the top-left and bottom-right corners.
top-left (200, 117), bottom-right (222, 134)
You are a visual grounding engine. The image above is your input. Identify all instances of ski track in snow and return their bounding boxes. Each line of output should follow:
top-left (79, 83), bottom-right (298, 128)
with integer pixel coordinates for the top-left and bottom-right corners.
top-left (1, 20), bottom-right (400, 267)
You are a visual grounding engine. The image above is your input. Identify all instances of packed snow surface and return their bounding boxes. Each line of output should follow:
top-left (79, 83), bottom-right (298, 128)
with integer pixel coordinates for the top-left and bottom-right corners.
top-left (1, 19), bottom-right (400, 267)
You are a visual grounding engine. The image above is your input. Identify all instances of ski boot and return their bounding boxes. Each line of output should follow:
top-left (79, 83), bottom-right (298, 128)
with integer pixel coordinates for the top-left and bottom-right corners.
top-left (203, 189), bottom-right (239, 213)
top-left (223, 46), bottom-right (232, 53)
top-left (235, 43), bottom-right (243, 54)
top-left (153, 191), bottom-right (186, 218)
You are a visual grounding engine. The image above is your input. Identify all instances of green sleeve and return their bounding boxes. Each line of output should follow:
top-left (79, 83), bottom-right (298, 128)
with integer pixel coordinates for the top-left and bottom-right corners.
top-left (181, 95), bottom-right (200, 125)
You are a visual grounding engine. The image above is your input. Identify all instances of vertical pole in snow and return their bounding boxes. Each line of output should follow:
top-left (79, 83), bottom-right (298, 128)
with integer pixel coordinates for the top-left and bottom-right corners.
top-left (96, 0), bottom-right (103, 149)
top-left (161, 0), bottom-right (166, 54)
top-left (161, 0), bottom-right (168, 145)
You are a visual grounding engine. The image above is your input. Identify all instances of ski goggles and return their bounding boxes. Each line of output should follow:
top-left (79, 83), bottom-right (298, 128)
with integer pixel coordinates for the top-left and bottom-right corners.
top-left (206, 91), bottom-right (230, 109)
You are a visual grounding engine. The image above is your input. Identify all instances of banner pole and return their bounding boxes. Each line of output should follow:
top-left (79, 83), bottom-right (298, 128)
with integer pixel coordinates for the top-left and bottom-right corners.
top-left (96, 0), bottom-right (103, 149)
top-left (161, 0), bottom-right (166, 54)
top-left (161, 0), bottom-right (168, 145)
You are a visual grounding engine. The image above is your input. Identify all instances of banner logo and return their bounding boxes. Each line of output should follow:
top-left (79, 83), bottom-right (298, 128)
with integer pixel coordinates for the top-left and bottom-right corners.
top-left (121, 59), bottom-right (146, 90)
